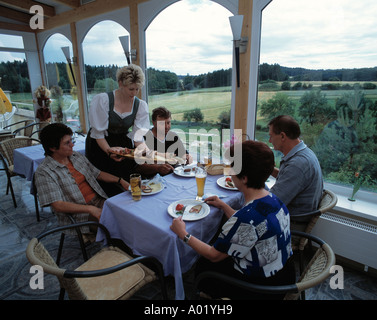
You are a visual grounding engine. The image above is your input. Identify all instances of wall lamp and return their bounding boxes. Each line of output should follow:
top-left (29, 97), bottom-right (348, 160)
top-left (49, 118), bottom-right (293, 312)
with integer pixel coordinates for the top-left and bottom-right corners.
top-left (119, 35), bottom-right (137, 65)
top-left (61, 46), bottom-right (76, 86)
top-left (229, 15), bottom-right (248, 87)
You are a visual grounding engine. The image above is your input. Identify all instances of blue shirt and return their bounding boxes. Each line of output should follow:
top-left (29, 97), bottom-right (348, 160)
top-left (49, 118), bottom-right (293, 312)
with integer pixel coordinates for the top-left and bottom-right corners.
top-left (271, 141), bottom-right (323, 216)
top-left (214, 193), bottom-right (292, 278)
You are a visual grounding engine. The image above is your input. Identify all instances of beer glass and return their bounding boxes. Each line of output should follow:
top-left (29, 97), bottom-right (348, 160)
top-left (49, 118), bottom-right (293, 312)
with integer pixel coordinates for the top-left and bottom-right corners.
top-left (130, 173), bottom-right (142, 201)
top-left (195, 167), bottom-right (207, 200)
top-left (223, 159), bottom-right (232, 176)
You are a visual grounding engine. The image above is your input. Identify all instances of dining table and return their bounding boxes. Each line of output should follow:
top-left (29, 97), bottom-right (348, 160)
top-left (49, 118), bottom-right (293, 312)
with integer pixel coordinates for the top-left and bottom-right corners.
top-left (12, 134), bottom-right (86, 190)
top-left (96, 169), bottom-right (245, 300)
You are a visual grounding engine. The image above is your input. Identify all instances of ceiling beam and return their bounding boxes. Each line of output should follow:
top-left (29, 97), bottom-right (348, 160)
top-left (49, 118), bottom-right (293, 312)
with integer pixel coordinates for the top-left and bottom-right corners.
top-left (41, 0), bottom-right (148, 31)
top-left (0, 21), bottom-right (35, 33)
top-left (0, 0), bottom-right (55, 18)
top-left (51, 0), bottom-right (80, 9)
top-left (0, 5), bottom-right (32, 24)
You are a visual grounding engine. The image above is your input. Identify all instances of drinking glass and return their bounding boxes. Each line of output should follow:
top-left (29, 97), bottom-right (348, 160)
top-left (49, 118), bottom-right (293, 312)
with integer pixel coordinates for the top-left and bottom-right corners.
top-left (223, 159), bottom-right (231, 176)
top-left (130, 173), bottom-right (142, 201)
top-left (195, 167), bottom-right (207, 200)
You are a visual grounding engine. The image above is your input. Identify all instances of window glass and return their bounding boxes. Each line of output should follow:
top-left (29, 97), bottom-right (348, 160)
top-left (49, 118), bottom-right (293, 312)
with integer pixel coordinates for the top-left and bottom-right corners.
top-left (258, 0), bottom-right (377, 193)
top-left (82, 20), bottom-right (129, 108)
top-left (0, 51), bottom-right (32, 117)
top-left (0, 34), bottom-right (24, 49)
top-left (43, 33), bottom-right (80, 131)
top-left (145, 0), bottom-right (233, 163)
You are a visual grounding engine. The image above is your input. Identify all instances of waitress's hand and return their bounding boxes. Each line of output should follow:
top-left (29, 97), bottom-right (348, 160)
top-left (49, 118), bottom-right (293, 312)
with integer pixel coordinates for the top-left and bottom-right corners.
top-left (107, 147), bottom-right (128, 162)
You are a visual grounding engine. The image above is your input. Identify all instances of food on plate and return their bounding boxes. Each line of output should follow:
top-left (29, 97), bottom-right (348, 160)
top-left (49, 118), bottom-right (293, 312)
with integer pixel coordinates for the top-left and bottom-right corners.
top-left (109, 148), bottom-right (134, 157)
top-left (225, 177), bottom-right (235, 188)
top-left (175, 203), bottom-right (186, 215)
top-left (141, 184), bottom-right (153, 193)
top-left (189, 204), bottom-right (202, 214)
top-left (184, 168), bottom-right (192, 173)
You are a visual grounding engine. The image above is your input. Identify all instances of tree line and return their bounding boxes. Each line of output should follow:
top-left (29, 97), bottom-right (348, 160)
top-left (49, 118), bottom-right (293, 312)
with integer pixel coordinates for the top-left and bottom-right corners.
top-left (1, 59), bottom-right (376, 95)
top-left (259, 63), bottom-right (377, 82)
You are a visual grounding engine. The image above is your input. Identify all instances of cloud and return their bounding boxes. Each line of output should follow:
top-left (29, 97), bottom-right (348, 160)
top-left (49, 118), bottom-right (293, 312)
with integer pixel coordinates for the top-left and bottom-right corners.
top-left (260, 0), bottom-right (377, 69)
top-left (146, 0), bottom-right (233, 75)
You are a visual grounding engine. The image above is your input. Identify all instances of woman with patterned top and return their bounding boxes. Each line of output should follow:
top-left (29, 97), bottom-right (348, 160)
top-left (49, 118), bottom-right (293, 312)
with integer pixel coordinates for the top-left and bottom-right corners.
top-left (170, 140), bottom-right (295, 299)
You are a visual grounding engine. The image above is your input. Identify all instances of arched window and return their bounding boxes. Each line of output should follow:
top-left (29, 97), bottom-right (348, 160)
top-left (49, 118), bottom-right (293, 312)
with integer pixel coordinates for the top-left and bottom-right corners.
top-left (145, 0), bottom-right (233, 162)
top-left (257, 0), bottom-right (377, 194)
top-left (43, 33), bottom-right (80, 130)
top-left (82, 20), bottom-right (129, 107)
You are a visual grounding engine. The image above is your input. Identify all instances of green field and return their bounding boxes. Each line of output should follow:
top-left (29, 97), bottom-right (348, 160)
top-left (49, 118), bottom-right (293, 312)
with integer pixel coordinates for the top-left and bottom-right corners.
top-left (148, 87), bottom-right (231, 123)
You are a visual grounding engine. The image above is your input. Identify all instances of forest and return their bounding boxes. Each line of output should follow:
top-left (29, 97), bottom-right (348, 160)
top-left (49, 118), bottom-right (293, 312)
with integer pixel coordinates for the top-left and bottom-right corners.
top-left (1, 59), bottom-right (376, 95)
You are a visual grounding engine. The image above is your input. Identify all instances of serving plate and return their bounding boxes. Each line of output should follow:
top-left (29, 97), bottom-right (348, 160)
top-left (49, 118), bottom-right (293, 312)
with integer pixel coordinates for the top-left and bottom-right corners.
top-left (173, 166), bottom-right (196, 177)
top-left (167, 199), bottom-right (210, 221)
top-left (129, 180), bottom-right (164, 195)
top-left (216, 176), bottom-right (238, 191)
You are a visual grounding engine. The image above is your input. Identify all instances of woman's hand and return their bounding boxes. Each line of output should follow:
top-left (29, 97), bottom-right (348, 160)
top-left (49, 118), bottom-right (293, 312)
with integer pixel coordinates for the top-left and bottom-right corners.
top-left (170, 216), bottom-right (187, 240)
top-left (107, 146), bottom-right (127, 162)
top-left (204, 196), bottom-right (236, 219)
top-left (204, 195), bottom-right (223, 208)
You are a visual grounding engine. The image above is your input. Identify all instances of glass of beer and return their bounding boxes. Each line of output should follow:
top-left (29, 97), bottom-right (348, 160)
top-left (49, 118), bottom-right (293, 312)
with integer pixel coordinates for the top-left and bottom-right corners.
top-left (223, 159), bottom-right (232, 176)
top-left (195, 167), bottom-right (207, 201)
top-left (130, 173), bottom-right (142, 201)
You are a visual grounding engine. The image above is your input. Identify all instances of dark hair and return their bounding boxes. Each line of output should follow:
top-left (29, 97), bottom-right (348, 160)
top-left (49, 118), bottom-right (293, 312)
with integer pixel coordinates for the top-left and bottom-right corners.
top-left (152, 106), bottom-right (171, 122)
top-left (268, 115), bottom-right (301, 139)
top-left (40, 123), bottom-right (73, 156)
top-left (230, 140), bottom-right (274, 189)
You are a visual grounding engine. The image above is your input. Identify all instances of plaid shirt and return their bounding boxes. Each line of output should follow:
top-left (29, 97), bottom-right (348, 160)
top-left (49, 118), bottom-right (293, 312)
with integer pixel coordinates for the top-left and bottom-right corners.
top-left (35, 151), bottom-right (108, 232)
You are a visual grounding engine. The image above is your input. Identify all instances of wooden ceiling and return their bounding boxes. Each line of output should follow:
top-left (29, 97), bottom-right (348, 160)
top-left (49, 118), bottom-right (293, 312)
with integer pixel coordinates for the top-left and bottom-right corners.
top-left (0, 0), bottom-right (147, 33)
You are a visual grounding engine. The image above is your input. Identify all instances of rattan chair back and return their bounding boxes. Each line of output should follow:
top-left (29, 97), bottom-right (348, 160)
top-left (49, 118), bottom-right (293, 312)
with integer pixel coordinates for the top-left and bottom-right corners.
top-left (194, 231), bottom-right (335, 300)
top-left (26, 222), bottom-right (168, 300)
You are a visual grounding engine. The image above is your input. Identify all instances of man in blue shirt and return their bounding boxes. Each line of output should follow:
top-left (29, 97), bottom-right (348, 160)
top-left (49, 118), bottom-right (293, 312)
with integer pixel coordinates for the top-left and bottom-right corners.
top-left (268, 115), bottom-right (323, 216)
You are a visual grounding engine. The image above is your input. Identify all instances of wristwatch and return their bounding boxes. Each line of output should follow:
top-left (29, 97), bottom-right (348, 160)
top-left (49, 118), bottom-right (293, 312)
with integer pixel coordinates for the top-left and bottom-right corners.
top-left (183, 233), bottom-right (191, 244)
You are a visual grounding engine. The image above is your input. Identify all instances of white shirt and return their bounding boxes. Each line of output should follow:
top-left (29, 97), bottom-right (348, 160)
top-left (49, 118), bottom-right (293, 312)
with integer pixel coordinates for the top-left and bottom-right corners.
top-left (88, 91), bottom-right (150, 142)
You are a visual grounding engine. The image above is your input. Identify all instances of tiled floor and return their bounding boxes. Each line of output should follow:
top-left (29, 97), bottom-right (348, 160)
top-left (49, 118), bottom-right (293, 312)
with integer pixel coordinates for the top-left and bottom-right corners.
top-left (1, 172), bottom-right (377, 300)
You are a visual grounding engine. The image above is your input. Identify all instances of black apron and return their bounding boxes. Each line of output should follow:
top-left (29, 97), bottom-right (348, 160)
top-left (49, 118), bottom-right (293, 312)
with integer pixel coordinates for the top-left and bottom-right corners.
top-left (86, 92), bottom-right (140, 189)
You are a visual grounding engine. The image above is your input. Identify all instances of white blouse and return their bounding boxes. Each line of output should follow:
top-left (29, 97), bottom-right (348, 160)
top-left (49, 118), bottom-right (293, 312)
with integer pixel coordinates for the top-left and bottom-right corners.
top-left (88, 91), bottom-right (150, 142)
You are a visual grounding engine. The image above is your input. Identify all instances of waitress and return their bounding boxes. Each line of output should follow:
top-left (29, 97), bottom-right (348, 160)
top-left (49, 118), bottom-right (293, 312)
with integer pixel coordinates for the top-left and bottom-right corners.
top-left (86, 64), bottom-right (150, 196)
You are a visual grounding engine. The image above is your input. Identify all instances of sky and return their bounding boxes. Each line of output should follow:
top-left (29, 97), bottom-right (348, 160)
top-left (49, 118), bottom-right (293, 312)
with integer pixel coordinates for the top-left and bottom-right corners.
top-left (1, 0), bottom-right (377, 75)
top-left (260, 0), bottom-right (377, 69)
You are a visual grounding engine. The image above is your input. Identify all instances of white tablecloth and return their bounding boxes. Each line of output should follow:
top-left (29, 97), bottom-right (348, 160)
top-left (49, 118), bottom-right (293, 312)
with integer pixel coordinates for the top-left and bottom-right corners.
top-left (96, 172), bottom-right (244, 300)
top-left (13, 136), bottom-right (86, 188)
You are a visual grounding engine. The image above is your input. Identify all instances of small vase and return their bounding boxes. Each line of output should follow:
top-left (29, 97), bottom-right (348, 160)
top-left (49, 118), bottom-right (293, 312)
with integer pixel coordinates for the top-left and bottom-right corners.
top-left (348, 183), bottom-right (361, 201)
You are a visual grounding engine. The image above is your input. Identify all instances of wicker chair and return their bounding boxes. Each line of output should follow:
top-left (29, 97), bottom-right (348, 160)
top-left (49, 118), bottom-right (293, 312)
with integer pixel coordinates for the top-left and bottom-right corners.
top-left (193, 230), bottom-right (335, 300)
top-left (13, 121), bottom-right (38, 137)
top-left (3, 119), bottom-right (34, 135)
top-left (0, 133), bottom-right (15, 142)
top-left (291, 189), bottom-right (338, 251)
top-left (0, 137), bottom-right (40, 208)
top-left (26, 221), bottom-right (168, 300)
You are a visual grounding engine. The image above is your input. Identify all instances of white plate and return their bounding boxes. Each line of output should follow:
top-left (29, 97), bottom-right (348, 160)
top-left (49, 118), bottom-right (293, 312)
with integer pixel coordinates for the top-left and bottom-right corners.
top-left (173, 166), bottom-right (196, 177)
top-left (217, 176), bottom-right (238, 191)
top-left (129, 180), bottom-right (164, 195)
top-left (167, 199), bottom-right (210, 221)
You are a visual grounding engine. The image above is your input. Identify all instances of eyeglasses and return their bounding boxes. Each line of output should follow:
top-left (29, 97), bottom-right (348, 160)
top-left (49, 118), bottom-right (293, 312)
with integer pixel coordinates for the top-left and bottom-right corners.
top-left (63, 138), bottom-right (76, 146)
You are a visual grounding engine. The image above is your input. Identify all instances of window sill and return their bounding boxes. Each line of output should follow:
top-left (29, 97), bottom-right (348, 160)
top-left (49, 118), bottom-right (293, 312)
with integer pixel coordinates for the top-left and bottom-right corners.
top-left (324, 182), bottom-right (377, 224)
top-left (266, 177), bottom-right (377, 224)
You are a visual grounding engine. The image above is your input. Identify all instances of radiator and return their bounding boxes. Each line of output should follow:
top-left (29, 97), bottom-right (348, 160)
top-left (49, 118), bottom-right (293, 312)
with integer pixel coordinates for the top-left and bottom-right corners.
top-left (311, 212), bottom-right (377, 270)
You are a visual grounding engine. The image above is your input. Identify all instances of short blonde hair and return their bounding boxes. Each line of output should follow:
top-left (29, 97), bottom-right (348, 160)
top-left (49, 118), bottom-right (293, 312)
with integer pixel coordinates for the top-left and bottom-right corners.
top-left (116, 64), bottom-right (145, 88)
